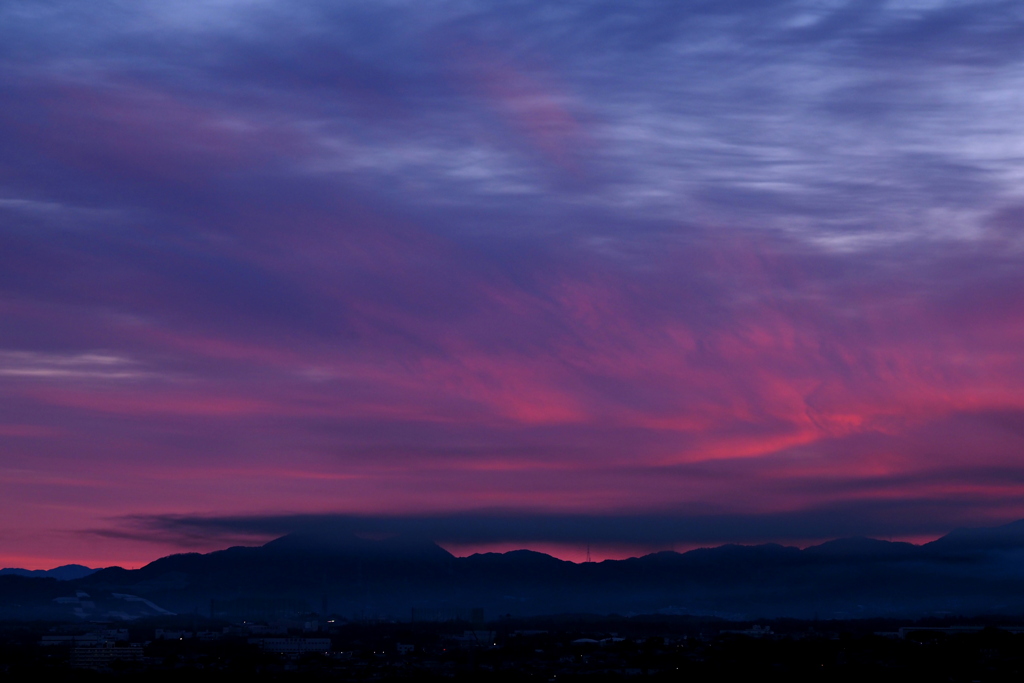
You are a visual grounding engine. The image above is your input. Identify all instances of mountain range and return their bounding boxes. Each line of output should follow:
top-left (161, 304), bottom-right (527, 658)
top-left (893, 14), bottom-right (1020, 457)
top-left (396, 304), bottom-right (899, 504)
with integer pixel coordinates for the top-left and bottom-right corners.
top-left (5, 520), bottom-right (1024, 621)
top-left (0, 564), bottom-right (98, 581)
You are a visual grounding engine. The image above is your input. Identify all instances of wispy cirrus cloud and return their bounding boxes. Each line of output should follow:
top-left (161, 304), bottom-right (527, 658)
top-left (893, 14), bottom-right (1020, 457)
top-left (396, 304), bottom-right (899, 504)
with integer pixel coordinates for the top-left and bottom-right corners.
top-left (0, 351), bottom-right (145, 380)
top-left (3, 0), bottom-right (1024, 568)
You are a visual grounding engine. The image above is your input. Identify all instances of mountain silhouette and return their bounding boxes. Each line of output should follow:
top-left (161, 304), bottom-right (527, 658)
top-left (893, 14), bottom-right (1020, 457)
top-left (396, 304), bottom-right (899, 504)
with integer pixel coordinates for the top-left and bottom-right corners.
top-left (7, 521), bottom-right (1024, 621)
top-left (0, 564), bottom-right (98, 581)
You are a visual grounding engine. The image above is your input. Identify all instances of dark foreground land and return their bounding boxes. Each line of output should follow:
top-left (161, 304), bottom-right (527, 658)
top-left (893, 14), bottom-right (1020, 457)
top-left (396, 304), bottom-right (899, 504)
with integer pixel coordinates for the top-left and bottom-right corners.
top-left (5, 614), bottom-right (1024, 681)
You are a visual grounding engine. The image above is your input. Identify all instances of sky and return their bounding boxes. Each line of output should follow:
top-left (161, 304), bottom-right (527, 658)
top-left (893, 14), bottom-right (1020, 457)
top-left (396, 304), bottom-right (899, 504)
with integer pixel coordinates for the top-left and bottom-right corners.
top-left (2, 0), bottom-right (1024, 568)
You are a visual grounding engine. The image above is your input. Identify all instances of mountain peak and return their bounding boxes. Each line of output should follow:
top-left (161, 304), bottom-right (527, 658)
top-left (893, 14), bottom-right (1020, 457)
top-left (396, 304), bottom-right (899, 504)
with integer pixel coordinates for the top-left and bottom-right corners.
top-left (925, 518), bottom-right (1024, 553)
top-left (262, 531), bottom-right (453, 562)
top-left (802, 537), bottom-right (918, 558)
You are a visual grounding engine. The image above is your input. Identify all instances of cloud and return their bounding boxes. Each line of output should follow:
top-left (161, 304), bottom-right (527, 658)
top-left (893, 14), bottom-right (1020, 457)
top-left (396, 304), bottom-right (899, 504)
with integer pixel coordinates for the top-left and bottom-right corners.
top-left (0, 351), bottom-right (144, 380)
top-left (113, 497), bottom-right (1017, 551)
top-left (2, 0), bottom-right (1024, 566)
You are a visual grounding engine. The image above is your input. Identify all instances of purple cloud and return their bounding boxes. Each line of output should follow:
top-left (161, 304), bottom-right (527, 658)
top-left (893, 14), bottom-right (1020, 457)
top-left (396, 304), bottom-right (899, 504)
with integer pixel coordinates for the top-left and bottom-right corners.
top-left (2, 0), bottom-right (1024, 567)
